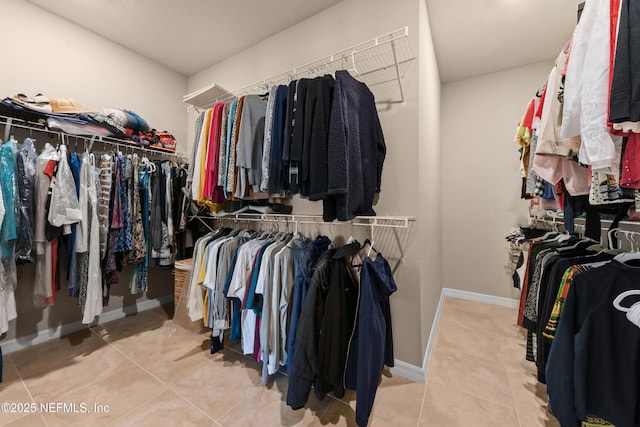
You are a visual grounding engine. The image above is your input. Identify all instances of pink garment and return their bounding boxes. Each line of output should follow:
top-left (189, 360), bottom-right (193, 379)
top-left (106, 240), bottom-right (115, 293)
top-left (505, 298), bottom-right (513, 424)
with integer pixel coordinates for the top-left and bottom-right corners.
top-left (532, 155), bottom-right (590, 196)
top-left (539, 197), bottom-right (559, 210)
top-left (202, 103), bottom-right (226, 203)
top-left (210, 103), bottom-right (227, 204)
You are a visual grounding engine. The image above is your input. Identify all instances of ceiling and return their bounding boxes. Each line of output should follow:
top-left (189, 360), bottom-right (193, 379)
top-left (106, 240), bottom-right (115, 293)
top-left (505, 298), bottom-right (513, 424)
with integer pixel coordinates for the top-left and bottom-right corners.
top-left (427, 0), bottom-right (582, 83)
top-left (25, 0), bottom-right (582, 83)
top-left (25, 0), bottom-right (342, 76)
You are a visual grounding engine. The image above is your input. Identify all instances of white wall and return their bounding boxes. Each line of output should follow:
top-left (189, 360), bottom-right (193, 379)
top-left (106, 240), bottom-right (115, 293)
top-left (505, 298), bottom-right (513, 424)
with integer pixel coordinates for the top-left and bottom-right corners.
top-left (187, 0), bottom-right (434, 367)
top-left (2, 0), bottom-right (188, 155)
top-left (1, 0), bottom-right (187, 343)
top-left (441, 61), bottom-right (553, 299)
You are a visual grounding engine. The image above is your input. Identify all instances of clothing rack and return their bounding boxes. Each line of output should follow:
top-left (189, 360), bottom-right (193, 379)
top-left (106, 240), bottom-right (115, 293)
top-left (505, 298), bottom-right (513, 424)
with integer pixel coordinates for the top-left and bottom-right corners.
top-left (183, 27), bottom-right (415, 111)
top-left (0, 115), bottom-right (188, 161)
top-left (528, 214), bottom-right (640, 249)
top-left (528, 215), bottom-right (585, 236)
top-left (194, 213), bottom-right (415, 273)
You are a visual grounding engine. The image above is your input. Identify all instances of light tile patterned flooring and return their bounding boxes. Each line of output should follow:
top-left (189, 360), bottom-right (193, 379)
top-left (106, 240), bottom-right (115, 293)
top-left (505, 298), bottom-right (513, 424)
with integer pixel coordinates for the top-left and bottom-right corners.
top-left (0, 296), bottom-right (560, 426)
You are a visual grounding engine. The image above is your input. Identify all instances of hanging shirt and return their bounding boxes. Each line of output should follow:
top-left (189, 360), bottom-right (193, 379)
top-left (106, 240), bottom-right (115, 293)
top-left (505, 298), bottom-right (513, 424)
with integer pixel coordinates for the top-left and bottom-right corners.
top-left (260, 86), bottom-right (279, 193)
top-left (561, 0), bottom-right (619, 170)
top-left (226, 97), bottom-right (245, 198)
top-left (223, 99), bottom-right (238, 199)
top-left (189, 112), bottom-right (206, 200)
top-left (33, 144), bottom-right (58, 306)
top-left (0, 141), bottom-right (18, 259)
top-left (267, 85), bottom-right (289, 195)
top-left (82, 153), bottom-right (103, 324)
top-left (278, 236), bottom-right (312, 366)
top-left (195, 108), bottom-right (213, 204)
top-left (217, 103), bottom-right (230, 187)
top-left (235, 95), bottom-right (268, 197)
top-left (288, 79), bottom-right (309, 194)
top-left (47, 144), bottom-right (81, 228)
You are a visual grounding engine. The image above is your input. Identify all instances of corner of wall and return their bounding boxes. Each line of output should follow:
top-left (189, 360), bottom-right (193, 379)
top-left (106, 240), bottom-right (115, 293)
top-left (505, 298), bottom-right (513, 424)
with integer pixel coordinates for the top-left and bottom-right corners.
top-left (417, 0), bottom-right (444, 362)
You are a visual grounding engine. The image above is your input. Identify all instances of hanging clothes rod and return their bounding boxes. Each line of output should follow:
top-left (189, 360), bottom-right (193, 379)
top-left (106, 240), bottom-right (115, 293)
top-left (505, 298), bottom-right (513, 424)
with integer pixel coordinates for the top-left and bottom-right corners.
top-left (196, 213), bottom-right (415, 229)
top-left (0, 114), bottom-right (188, 160)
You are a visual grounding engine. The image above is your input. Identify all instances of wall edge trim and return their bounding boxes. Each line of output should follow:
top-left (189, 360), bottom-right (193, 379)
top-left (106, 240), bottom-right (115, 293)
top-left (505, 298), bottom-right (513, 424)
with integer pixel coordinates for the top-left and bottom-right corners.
top-left (390, 359), bottom-right (425, 384)
top-left (441, 288), bottom-right (519, 308)
top-left (1, 295), bottom-right (173, 354)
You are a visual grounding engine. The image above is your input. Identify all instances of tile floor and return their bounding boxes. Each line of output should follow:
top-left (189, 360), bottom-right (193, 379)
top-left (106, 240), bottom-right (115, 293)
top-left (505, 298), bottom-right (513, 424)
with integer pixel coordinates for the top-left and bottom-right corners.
top-left (0, 296), bottom-right (560, 426)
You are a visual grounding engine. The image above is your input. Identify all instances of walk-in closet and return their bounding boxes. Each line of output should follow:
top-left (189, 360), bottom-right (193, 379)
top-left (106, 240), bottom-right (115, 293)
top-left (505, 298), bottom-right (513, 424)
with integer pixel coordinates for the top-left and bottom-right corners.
top-left (1, 0), bottom-right (630, 426)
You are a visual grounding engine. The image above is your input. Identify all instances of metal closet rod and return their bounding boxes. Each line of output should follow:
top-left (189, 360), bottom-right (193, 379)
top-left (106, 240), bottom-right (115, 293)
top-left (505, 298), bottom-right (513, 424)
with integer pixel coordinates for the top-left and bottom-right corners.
top-left (198, 213), bottom-right (416, 229)
top-left (0, 115), bottom-right (188, 160)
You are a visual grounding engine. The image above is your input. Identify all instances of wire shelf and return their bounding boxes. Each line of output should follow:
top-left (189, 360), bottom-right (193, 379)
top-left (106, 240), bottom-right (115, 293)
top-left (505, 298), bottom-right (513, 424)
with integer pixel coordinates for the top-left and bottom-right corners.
top-left (0, 115), bottom-right (188, 160)
top-left (184, 27), bottom-right (415, 111)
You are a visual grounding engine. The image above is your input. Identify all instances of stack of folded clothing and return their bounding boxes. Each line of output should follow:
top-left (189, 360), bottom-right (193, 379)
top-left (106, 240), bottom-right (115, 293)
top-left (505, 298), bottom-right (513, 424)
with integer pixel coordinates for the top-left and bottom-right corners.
top-left (0, 93), bottom-right (178, 150)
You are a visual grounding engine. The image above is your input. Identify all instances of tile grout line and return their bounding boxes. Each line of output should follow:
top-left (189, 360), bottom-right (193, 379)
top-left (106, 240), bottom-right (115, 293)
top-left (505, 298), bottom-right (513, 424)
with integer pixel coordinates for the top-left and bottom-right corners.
top-left (87, 328), bottom-right (223, 427)
top-left (504, 371), bottom-right (525, 427)
top-left (417, 307), bottom-right (443, 426)
top-left (214, 383), bottom-right (261, 423)
top-left (416, 383), bottom-right (427, 426)
top-left (488, 303), bottom-right (526, 427)
top-left (6, 354), bottom-right (51, 427)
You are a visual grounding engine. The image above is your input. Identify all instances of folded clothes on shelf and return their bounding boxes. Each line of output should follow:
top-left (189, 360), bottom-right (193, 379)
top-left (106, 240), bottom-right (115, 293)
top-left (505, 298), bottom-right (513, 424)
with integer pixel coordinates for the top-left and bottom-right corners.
top-left (0, 94), bottom-right (178, 151)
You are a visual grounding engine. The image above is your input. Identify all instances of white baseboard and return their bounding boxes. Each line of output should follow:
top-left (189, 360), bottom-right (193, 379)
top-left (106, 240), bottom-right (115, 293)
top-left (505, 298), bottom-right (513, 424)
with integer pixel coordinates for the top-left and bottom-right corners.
top-left (390, 359), bottom-right (425, 384)
top-left (1, 295), bottom-right (173, 354)
top-left (441, 288), bottom-right (519, 308)
top-left (421, 289), bottom-right (446, 376)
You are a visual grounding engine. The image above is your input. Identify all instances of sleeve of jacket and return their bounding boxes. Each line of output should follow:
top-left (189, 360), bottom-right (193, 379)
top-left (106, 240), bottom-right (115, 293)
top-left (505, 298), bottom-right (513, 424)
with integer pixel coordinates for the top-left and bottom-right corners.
top-left (373, 107), bottom-right (386, 193)
top-left (286, 278), bottom-right (319, 410)
top-left (327, 78), bottom-right (348, 196)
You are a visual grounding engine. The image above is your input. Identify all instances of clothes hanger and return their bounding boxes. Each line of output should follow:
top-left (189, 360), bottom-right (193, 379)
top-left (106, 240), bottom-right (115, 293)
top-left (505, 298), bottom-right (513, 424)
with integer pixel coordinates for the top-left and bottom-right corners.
top-left (555, 237), bottom-right (598, 253)
top-left (608, 228), bottom-right (621, 251)
top-left (363, 238), bottom-right (378, 257)
top-left (613, 231), bottom-right (640, 264)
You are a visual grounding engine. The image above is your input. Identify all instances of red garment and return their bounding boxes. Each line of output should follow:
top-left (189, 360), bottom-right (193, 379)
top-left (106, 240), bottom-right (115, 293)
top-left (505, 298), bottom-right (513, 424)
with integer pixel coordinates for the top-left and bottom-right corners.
top-left (44, 238), bottom-right (59, 305)
top-left (523, 97), bottom-right (536, 131)
top-left (43, 159), bottom-right (56, 178)
top-left (535, 85), bottom-right (548, 122)
top-left (609, 0), bottom-right (622, 130)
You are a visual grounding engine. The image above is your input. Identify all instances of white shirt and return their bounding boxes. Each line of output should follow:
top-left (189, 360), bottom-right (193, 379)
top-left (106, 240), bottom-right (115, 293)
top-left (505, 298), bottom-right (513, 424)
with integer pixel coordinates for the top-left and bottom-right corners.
top-left (561, 0), bottom-right (618, 169)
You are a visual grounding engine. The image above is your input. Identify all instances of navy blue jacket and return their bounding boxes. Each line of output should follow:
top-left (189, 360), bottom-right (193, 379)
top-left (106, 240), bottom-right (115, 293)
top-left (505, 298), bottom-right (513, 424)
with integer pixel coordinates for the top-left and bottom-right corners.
top-left (345, 254), bottom-right (396, 427)
top-left (326, 70), bottom-right (386, 221)
top-left (286, 235), bottom-right (331, 377)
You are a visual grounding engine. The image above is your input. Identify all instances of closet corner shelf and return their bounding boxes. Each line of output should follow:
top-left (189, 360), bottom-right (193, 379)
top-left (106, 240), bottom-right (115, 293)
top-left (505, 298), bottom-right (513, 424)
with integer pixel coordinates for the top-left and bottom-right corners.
top-left (0, 115), bottom-right (188, 160)
top-left (183, 27), bottom-right (415, 112)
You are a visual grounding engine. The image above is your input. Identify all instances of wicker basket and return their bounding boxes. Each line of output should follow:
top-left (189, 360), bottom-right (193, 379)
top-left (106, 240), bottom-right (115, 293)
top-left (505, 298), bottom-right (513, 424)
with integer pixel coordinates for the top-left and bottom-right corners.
top-left (174, 258), bottom-right (193, 311)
